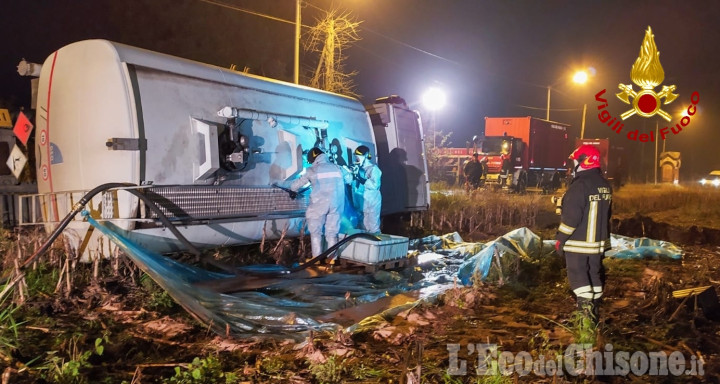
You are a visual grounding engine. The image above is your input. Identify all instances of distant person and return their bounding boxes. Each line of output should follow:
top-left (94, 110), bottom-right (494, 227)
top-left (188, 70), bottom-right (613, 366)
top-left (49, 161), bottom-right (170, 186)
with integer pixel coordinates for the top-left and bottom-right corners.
top-left (555, 144), bottom-right (612, 325)
top-left (463, 153), bottom-right (485, 190)
top-left (289, 147), bottom-right (345, 258)
top-left (349, 145), bottom-right (382, 233)
top-left (499, 152), bottom-right (512, 187)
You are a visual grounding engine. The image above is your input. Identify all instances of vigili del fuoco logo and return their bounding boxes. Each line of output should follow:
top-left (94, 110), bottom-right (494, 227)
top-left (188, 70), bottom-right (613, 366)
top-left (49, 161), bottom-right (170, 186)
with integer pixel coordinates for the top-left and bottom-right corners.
top-left (594, 26), bottom-right (699, 142)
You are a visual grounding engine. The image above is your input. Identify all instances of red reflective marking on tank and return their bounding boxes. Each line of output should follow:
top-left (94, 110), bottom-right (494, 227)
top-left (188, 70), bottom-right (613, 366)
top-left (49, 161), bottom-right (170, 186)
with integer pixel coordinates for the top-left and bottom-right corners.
top-left (46, 51), bottom-right (59, 221)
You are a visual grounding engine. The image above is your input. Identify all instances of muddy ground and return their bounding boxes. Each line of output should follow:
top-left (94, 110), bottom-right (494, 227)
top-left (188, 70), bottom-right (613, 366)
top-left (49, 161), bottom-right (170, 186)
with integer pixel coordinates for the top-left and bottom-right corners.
top-left (2, 211), bottom-right (720, 383)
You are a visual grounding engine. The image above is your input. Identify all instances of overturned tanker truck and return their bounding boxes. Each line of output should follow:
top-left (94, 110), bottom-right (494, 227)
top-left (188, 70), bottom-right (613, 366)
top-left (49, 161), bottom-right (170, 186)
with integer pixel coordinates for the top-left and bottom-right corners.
top-left (18, 39), bottom-right (430, 260)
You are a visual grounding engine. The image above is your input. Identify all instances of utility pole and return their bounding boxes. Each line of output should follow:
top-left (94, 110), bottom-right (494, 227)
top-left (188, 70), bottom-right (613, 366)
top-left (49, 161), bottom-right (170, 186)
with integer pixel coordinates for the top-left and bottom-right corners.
top-left (654, 120), bottom-right (658, 184)
top-left (546, 86), bottom-right (551, 120)
top-left (294, 0), bottom-right (301, 84)
top-left (306, 9), bottom-right (361, 96)
top-left (580, 103), bottom-right (587, 139)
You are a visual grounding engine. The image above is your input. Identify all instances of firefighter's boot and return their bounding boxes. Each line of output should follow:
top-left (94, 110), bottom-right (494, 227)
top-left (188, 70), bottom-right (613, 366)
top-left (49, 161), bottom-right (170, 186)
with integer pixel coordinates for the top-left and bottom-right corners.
top-left (577, 297), bottom-right (598, 326)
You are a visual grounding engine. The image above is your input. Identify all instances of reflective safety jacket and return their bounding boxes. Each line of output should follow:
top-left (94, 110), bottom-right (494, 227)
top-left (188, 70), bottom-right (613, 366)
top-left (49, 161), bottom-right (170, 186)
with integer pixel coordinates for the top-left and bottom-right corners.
top-left (556, 168), bottom-right (612, 254)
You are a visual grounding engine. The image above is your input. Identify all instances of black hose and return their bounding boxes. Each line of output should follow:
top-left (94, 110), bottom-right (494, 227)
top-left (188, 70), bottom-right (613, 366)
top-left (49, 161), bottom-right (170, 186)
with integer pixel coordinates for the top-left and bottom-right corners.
top-left (194, 232), bottom-right (385, 292)
top-left (290, 232), bottom-right (380, 272)
top-left (16, 181), bottom-right (381, 281)
top-left (236, 232), bottom-right (381, 277)
top-left (20, 183), bottom-right (131, 269)
top-left (19, 183), bottom-right (203, 270)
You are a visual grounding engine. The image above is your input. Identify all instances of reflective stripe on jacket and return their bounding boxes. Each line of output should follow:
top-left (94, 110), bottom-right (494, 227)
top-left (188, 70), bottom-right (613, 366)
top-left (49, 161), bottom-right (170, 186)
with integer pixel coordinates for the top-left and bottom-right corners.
top-left (556, 168), bottom-right (612, 254)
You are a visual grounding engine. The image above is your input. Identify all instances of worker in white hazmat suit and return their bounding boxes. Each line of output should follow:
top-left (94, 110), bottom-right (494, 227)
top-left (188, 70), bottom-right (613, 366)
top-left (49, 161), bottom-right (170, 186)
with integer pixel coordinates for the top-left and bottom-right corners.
top-left (290, 147), bottom-right (345, 257)
top-left (350, 145), bottom-right (382, 233)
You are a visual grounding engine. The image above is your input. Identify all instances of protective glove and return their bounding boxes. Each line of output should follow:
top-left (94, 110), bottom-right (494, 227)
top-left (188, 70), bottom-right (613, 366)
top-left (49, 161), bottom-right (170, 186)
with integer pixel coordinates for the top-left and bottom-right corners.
top-left (555, 240), bottom-right (564, 257)
top-left (354, 174), bottom-right (367, 185)
top-left (288, 190), bottom-right (298, 199)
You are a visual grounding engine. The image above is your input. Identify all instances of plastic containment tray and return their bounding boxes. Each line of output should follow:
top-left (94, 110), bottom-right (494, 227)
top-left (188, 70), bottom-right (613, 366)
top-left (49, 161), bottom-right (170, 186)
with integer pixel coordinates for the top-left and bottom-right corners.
top-left (339, 234), bottom-right (410, 264)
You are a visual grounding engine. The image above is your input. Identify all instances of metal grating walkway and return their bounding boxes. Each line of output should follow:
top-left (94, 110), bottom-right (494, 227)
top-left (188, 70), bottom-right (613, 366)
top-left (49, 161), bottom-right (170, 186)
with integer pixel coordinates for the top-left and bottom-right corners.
top-left (144, 185), bottom-right (308, 220)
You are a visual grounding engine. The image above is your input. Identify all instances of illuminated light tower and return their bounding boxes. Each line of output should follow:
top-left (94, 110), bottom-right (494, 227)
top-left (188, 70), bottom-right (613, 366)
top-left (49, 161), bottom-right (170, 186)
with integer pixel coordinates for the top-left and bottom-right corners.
top-left (422, 87), bottom-right (446, 149)
top-left (422, 87), bottom-right (446, 111)
top-left (573, 70), bottom-right (589, 139)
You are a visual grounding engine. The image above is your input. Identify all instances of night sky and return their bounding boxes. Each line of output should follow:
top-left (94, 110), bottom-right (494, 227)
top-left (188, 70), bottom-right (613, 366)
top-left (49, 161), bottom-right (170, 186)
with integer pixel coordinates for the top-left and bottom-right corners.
top-left (2, 0), bottom-right (719, 181)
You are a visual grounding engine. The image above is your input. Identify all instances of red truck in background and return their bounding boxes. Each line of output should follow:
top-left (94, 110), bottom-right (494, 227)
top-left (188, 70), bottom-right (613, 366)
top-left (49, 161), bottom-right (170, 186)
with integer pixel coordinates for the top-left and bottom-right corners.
top-left (476, 117), bottom-right (570, 193)
top-left (575, 138), bottom-right (627, 189)
top-left (434, 116), bottom-right (570, 192)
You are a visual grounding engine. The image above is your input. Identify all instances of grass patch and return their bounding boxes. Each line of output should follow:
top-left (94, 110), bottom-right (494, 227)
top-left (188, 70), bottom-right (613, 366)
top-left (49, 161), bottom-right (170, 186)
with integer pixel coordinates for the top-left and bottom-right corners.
top-left (413, 188), bottom-right (548, 240)
top-left (603, 258), bottom-right (643, 279)
top-left (614, 183), bottom-right (720, 228)
top-left (165, 356), bottom-right (239, 383)
top-left (309, 355), bottom-right (346, 384)
top-left (139, 273), bottom-right (178, 313)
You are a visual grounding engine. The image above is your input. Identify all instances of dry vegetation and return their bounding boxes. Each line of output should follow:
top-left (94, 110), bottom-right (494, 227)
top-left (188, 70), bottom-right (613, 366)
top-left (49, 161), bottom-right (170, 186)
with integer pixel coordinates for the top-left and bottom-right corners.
top-left (0, 185), bottom-right (718, 383)
top-left (612, 184), bottom-right (720, 229)
top-left (408, 186), bottom-right (554, 242)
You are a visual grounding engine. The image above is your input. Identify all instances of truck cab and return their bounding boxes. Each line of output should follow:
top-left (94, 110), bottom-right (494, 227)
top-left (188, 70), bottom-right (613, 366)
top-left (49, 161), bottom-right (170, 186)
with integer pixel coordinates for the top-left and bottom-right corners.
top-left (480, 117), bottom-right (570, 193)
top-left (476, 136), bottom-right (524, 188)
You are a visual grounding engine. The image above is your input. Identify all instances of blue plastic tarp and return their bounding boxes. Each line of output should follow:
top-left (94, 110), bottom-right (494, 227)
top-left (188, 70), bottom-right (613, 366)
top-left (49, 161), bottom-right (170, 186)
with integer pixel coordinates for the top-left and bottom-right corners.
top-left (83, 212), bottom-right (458, 338)
top-left (84, 211), bottom-right (683, 337)
top-left (606, 234), bottom-right (683, 260)
top-left (451, 228), bottom-right (684, 286)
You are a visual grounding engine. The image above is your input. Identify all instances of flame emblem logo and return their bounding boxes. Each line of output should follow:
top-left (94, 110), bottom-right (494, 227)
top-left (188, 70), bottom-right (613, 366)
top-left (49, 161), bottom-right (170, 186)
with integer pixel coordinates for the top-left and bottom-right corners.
top-left (616, 27), bottom-right (678, 121)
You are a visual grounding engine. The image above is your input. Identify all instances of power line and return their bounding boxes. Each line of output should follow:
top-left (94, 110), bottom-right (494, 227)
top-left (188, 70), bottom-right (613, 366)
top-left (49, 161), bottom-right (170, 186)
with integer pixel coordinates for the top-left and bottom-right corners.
top-left (517, 104), bottom-right (583, 112)
top-left (360, 27), bottom-right (461, 66)
top-left (197, 0), bottom-right (306, 26)
top-left (195, 0), bottom-right (564, 93)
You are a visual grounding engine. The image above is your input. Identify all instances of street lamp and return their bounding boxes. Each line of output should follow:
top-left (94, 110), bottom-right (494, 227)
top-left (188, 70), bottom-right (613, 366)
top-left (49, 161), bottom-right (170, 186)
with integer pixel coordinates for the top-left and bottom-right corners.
top-left (422, 87), bottom-right (447, 149)
top-left (572, 70), bottom-right (589, 139)
top-left (546, 70), bottom-right (591, 139)
top-left (573, 70), bottom-right (588, 84)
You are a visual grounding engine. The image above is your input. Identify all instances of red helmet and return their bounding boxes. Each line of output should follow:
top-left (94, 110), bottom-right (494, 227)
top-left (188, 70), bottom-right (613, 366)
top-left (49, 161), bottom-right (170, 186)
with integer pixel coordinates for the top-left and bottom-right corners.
top-left (570, 144), bottom-right (601, 170)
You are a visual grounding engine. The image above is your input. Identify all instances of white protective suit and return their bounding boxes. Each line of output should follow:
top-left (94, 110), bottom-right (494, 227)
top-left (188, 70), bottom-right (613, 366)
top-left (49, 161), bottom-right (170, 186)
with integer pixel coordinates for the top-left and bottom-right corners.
top-left (290, 153), bottom-right (345, 257)
top-left (352, 160), bottom-right (382, 233)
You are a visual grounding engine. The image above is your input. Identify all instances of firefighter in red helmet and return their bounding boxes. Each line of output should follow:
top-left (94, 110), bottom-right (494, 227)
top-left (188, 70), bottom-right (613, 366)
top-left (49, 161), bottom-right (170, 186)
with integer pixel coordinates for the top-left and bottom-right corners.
top-left (555, 144), bottom-right (612, 325)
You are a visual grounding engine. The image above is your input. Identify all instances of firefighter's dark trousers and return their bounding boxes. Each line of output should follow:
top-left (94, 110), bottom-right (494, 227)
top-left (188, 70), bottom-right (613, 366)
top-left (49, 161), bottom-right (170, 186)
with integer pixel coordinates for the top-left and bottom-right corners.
top-left (564, 251), bottom-right (605, 300)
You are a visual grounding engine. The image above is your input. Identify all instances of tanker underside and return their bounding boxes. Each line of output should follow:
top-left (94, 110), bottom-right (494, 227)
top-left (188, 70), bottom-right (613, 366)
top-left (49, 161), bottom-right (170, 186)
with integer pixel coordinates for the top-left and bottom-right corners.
top-left (140, 185), bottom-right (308, 223)
top-left (20, 185), bottom-right (311, 255)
